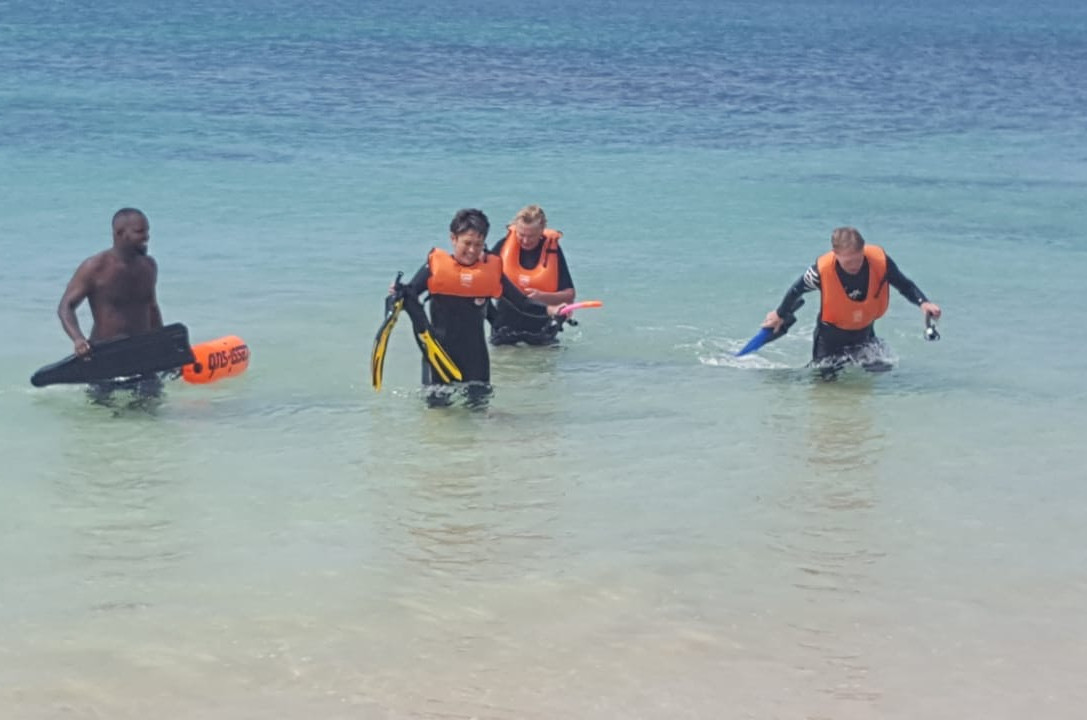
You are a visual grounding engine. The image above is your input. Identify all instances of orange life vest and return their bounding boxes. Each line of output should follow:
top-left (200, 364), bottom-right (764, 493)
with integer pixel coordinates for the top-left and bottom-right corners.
top-left (498, 227), bottom-right (563, 293)
top-left (426, 248), bottom-right (503, 298)
top-left (817, 245), bottom-right (890, 330)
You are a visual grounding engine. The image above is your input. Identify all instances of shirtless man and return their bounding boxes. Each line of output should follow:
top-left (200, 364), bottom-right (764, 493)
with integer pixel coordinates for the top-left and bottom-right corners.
top-left (58, 208), bottom-right (163, 356)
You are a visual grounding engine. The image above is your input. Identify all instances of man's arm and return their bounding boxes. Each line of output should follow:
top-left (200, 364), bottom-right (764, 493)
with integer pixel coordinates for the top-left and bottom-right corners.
top-left (763, 264), bottom-right (818, 330)
top-left (776, 264), bottom-right (819, 316)
top-left (148, 257), bottom-right (163, 329)
top-left (58, 258), bottom-right (96, 355)
top-left (885, 255), bottom-right (941, 318)
top-left (149, 301), bottom-right (163, 330)
top-left (884, 255), bottom-right (927, 305)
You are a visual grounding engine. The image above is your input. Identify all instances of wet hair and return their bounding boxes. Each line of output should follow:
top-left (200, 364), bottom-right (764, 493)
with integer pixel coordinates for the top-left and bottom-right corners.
top-left (831, 226), bottom-right (865, 252)
top-left (512, 204), bottom-right (547, 227)
top-left (449, 208), bottom-right (490, 238)
top-left (112, 207), bottom-right (146, 229)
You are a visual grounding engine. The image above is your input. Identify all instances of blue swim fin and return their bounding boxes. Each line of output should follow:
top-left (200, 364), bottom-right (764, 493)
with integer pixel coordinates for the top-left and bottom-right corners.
top-left (735, 327), bottom-right (775, 357)
top-left (735, 298), bottom-right (804, 357)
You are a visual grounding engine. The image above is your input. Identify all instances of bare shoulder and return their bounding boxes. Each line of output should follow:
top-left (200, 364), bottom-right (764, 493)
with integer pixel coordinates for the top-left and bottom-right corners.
top-left (62, 251), bottom-right (106, 296)
top-left (84, 249), bottom-right (112, 267)
top-left (74, 250), bottom-right (111, 277)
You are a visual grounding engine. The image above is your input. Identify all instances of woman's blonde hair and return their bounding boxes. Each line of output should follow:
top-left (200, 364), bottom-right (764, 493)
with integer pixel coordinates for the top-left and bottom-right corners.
top-left (512, 204), bottom-right (547, 227)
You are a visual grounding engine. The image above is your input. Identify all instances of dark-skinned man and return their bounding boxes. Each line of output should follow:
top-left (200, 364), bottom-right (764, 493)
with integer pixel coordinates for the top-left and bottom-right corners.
top-left (58, 208), bottom-right (165, 400)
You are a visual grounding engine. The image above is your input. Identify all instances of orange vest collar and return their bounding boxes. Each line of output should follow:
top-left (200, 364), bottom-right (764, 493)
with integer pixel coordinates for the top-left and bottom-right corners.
top-left (498, 226), bottom-right (562, 293)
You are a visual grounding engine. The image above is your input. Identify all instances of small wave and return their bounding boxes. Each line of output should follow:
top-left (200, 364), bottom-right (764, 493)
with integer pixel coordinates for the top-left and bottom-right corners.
top-left (691, 336), bottom-right (793, 369)
top-left (808, 339), bottom-right (900, 373)
top-left (700, 354), bottom-right (791, 370)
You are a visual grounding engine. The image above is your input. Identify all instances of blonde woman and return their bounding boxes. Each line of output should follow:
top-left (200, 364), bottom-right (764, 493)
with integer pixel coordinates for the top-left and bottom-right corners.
top-left (489, 205), bottom-right (576, 346)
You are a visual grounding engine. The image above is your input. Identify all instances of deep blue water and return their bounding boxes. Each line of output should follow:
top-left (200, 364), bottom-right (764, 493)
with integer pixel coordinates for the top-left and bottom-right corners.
top-left (4, 0), bottom-right (1086, 162)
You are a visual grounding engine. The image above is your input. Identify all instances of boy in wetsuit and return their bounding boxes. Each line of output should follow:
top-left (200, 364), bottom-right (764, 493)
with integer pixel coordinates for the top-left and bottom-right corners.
top-left (401, 209), bottom-right (564, 406)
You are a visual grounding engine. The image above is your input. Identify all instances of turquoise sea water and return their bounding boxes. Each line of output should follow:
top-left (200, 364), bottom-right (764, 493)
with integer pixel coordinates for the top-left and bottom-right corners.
top-left (2, 1), bottom-right (1086, 717)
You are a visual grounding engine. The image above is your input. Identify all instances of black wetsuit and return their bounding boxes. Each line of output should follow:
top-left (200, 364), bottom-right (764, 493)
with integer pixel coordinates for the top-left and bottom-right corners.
top-left (776, 254), bottom-right (929, 364)
top-left (406, 259), bottom-right (550, 389)
top-left (488, 237), bottom-right (575, 346)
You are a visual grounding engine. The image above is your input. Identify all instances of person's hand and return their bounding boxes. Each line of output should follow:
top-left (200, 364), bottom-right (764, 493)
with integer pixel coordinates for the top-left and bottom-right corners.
top-left (74, 338), bottom-right (92, 357)
top-left (761, 310), bottom-right (784, 332)
top-left (547, 303), bottom-right (566, 317)
top-left (920, 301), bottom-right (941, 319)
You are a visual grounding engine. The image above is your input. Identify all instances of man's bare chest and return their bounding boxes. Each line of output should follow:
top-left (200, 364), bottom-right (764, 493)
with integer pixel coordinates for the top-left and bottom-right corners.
top-left (93, 263), bottom-right (154, 305)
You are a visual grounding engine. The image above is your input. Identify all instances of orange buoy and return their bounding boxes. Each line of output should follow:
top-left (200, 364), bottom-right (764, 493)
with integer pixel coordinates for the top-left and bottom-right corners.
top-left (182, 336), bottom-right (250, 384)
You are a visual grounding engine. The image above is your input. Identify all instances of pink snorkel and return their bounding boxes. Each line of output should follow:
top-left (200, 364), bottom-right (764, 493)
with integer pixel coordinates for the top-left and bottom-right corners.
top-left (558, 300), bottom-right (603, 317)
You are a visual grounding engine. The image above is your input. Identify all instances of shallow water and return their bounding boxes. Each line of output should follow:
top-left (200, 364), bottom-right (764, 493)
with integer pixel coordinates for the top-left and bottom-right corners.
top-left (3, 1), bottom-right (1086, 717)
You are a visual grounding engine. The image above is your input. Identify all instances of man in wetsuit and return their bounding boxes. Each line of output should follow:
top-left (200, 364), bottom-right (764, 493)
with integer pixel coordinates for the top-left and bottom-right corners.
top-left (761, 226), bottom-right (941, 373)
top-left (401, 208), bottom-right (563, 406)
top-left (488, 204), bottom-right (576, 346)
top-left (58, 208), bottom-right (165, 398)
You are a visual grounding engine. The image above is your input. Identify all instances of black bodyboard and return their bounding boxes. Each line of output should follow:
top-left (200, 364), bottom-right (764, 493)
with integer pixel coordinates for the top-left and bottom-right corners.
top-left (31, 323), bottom-right (195, 387)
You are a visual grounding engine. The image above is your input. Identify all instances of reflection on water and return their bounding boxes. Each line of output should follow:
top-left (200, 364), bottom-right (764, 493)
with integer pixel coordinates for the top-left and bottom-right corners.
top-left (385, 408), bottom-right (566, 580)
top-left (804, 379), bottom-right (887, 473)
top-left (45, 409), bottom-right (192, 613)
top-left (763, 380), bottom-right (889, 709)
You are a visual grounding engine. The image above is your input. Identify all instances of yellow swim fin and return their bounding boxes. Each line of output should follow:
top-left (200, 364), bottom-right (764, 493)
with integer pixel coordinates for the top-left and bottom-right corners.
top-left (371, 274), bottom-right (462, 390)
top-left (415, 329), bottom-right (463, 383)
top-left (371, 296), bottom-right (403, 391)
